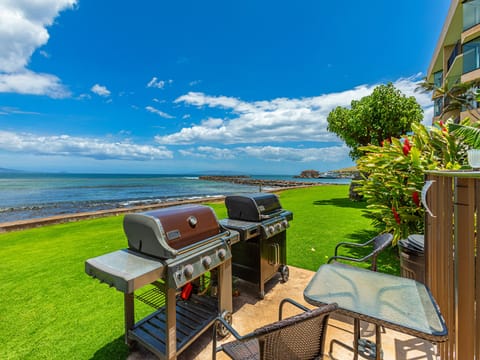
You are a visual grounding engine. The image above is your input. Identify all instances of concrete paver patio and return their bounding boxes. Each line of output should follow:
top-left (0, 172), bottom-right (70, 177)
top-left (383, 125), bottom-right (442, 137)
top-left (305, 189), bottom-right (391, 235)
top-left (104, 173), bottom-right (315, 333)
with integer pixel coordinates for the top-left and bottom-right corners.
top-left (129, 266), bottom-right (439, 360)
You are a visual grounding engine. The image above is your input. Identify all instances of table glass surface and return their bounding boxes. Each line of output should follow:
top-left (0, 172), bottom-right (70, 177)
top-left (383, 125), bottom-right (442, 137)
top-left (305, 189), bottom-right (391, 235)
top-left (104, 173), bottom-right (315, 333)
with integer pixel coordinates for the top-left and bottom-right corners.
top-left (304, 264), bottom-right (446, 337)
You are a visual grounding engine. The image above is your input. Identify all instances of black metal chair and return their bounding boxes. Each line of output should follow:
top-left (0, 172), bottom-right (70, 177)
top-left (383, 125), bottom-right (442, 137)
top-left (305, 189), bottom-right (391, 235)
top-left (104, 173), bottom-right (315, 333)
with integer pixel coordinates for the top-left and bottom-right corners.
top-left (212, 299), bottom-right (338, 360)
top-left (327, 233), bottom-right (393, 271)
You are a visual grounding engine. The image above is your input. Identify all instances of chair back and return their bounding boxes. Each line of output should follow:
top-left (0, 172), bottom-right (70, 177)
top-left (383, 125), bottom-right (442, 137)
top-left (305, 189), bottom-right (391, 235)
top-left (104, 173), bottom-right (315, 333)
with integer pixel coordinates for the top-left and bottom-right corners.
top-left (253, 303), bottom-right (337, 360)
top-left (373, 233), bottom-right (393, 254)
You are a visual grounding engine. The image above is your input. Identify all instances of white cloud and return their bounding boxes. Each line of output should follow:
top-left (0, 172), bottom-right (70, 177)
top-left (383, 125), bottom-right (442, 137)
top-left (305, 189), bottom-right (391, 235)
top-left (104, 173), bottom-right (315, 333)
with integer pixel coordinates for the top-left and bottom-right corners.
top-left (157, 76), bottom-right (431, 145)
top-left (91, 84), bottom-right (111, 97)
top-left (0, 0), bottom-right (76, 97)
top-left (0, 70), bottom-right (70, 98)
top-left (147, 77), bottom-right (173, 89)
top-left (146, 106), bottom-right (174, 119)
top-left (179, 146), bottom-right (236, 160)
top-left (0, 106), bottom-right (40, 115)
top-left (179, 145), bottom-right (349, 162)
top-left (189, 80), bottom-right (202, 86)
top-left (240, 145), bottom-right (349, 162)
top-left (0, 130), bottom-right (173, 161)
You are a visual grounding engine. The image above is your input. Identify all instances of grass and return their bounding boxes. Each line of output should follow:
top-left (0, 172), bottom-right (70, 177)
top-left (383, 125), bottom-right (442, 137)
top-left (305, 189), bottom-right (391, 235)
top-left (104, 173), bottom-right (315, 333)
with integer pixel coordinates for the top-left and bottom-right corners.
top-left (0, 185), bottom-right (400, 359)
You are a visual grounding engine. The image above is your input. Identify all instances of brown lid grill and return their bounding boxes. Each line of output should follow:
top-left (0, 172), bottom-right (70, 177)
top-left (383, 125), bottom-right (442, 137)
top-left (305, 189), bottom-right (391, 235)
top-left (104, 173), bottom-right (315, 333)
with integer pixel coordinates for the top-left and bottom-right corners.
top-left (225, 193), bottom-right (283, 222)
top-left (123, 204), bottom-right (222, 259)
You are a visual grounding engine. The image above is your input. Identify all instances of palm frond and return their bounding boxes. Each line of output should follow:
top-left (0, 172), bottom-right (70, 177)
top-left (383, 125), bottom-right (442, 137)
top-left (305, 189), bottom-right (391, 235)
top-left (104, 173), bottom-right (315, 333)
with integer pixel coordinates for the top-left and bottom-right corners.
top-left (448, 122), bottom-right (480, 148)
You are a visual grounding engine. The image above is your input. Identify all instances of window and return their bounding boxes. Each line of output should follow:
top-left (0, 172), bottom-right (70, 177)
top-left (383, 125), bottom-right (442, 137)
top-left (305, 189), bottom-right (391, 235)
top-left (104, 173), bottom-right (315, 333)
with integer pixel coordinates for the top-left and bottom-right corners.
top-left (434, 97), bottom-right (443, 117)
top-left (433, 71), bottom-right (443, 89)
top-left (463, 37), bottom-right (480, 73)
top-left (464, 0), bottom-right (480, 30)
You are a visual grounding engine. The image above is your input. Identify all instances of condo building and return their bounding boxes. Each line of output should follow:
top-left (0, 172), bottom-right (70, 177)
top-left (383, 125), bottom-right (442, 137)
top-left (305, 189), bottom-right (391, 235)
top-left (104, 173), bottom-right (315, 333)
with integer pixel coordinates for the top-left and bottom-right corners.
top-left (427, 0), bottom-right (480, 123)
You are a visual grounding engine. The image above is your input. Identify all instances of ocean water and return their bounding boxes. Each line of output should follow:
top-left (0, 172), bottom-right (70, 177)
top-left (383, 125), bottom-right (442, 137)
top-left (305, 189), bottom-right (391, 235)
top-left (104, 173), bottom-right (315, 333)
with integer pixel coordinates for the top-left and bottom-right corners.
top-left (0, 173), bottom-right (350, 223)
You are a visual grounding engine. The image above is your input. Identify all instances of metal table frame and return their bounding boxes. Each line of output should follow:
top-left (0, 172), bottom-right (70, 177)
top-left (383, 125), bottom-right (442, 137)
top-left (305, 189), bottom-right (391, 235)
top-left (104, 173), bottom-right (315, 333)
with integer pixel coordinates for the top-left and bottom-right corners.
top-left (303, 264), bottom-right (448, 360)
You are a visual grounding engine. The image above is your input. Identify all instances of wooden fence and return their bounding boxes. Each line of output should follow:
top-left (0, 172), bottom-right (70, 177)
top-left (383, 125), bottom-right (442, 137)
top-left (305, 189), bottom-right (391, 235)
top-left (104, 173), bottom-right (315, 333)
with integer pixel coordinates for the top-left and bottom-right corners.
top-left (425, 171), bottom-right (480, 360)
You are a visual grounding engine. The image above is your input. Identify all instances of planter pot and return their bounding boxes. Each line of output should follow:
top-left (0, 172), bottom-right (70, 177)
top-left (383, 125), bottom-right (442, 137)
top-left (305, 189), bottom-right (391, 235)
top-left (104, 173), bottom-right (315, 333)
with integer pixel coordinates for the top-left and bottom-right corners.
top-left (467, 149), bottom-right (480, 169)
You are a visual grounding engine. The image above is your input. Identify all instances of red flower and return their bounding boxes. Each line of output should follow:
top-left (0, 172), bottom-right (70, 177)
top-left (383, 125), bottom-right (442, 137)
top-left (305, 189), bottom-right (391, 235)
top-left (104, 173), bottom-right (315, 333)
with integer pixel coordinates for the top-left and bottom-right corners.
top-left (438, 121), bottom-right (447, 132)
top-left (402, 138), bottom-right (411, 156)
top-left (392, 207), bottom-right (401, 224)
top-left (412, 191), bottom-right (420, 207)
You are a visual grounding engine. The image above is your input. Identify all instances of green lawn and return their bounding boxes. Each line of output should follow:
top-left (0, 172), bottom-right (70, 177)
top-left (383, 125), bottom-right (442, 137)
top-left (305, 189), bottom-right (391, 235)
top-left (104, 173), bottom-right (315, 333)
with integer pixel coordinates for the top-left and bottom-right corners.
top-left (0, 185), bottom-right (399, 359)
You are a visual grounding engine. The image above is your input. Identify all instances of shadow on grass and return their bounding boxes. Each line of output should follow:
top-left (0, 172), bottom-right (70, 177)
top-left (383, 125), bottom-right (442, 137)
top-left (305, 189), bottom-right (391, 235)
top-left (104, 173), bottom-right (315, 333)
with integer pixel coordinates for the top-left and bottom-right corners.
top-left (313, 198), bottom-right (366, 209)
top-left (91, 336), bottom-right (129, 360)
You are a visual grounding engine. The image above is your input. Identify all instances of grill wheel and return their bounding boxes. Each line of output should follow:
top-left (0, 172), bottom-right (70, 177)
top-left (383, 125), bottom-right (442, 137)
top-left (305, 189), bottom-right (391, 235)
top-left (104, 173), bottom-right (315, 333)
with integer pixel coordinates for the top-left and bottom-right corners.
top-left (279, 265), bottom-right (289, 282)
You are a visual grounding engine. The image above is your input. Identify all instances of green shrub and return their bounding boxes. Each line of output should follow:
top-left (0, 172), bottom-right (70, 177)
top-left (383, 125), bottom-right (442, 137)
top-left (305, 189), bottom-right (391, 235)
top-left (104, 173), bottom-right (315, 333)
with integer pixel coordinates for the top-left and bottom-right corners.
top-left (356, 121), bottom-right (466, 243)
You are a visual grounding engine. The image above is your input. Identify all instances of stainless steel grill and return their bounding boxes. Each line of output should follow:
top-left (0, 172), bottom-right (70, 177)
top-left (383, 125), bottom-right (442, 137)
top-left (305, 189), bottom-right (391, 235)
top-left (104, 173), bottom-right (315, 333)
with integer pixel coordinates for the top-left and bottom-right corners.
top-left (220, 193), bottom-right (293, 299)
top-left (85, 204), bottom-right (239, 360)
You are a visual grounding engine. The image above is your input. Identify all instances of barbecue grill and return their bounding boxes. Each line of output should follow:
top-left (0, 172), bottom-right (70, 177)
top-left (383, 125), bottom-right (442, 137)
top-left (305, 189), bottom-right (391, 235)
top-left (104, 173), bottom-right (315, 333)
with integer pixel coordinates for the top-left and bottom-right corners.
top-left (220, 193), bottom-right (292, 298)
top-left (85, 204), bottom-right (239, 360)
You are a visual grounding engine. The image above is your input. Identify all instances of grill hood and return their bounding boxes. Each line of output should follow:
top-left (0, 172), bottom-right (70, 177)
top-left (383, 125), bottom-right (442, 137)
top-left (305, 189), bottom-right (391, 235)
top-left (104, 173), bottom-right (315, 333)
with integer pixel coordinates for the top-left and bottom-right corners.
top-left (123, 204), bottom-right (221, 259)
top-left (225, 193), bottom-right (283, 222)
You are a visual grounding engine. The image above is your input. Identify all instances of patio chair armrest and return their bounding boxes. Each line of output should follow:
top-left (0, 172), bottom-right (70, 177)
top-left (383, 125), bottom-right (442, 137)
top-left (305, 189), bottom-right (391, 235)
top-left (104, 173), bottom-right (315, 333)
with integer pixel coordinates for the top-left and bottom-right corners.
top-left (214, 316), bottom-right (243, 340)
top-left (278, 298), bottom-right (310, 320)
top-left (213, 316), bottom-right (252, 360)
top-left (328, 254), bottom-right (373, 264)
top-left (334, 238), bottom-right (375, 255)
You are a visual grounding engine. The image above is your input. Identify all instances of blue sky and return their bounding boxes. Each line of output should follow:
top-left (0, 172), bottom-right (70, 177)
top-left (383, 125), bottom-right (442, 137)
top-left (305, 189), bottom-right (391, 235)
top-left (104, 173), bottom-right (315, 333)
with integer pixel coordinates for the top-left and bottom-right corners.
top-left (0, 0), bottom-right (450, 174)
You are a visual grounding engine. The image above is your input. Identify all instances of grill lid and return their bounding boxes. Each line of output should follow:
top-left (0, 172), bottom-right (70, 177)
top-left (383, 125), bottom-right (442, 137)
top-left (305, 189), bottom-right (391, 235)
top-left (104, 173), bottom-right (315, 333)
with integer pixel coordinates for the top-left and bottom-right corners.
top-left (225, 193), bottom-right (282, 222)
top-left (123, 204), bottom-right (221, 259)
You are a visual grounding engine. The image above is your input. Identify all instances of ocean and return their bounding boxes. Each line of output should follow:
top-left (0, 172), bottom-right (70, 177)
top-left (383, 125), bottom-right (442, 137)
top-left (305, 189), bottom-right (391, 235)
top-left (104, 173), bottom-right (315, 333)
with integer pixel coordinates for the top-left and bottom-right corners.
top-left (0, 173), bottom-right (350, 223)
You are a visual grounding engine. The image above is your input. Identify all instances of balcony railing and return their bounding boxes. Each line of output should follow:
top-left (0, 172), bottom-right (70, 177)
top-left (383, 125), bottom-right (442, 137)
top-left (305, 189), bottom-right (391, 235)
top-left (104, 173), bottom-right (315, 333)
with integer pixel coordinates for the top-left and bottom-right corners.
top-left (447, 41), bottom-right (461, 72)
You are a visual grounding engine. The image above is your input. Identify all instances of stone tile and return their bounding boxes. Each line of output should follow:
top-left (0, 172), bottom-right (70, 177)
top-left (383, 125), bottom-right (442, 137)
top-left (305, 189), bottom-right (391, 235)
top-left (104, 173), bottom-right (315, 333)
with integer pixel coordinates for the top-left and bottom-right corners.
top-left (129, 266), bottom-right (439, 360)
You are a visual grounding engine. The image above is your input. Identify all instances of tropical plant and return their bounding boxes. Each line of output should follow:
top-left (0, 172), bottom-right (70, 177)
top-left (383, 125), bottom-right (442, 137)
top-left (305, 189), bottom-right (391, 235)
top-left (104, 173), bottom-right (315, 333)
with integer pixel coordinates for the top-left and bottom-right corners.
top-left (448, 117), bottom-right (480, 148)
top-left (327, 83), bottom-right (423, 159)
top-left (356, 121), bottom-right (465, 243)
top-left (416, 78), bottom-right (480, 121)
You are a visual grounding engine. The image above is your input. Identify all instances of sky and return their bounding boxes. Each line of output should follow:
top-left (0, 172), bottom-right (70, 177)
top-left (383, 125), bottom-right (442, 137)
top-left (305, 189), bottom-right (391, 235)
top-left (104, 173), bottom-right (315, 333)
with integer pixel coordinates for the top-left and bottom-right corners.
top-left (0, 0), bottom-right (451, 175)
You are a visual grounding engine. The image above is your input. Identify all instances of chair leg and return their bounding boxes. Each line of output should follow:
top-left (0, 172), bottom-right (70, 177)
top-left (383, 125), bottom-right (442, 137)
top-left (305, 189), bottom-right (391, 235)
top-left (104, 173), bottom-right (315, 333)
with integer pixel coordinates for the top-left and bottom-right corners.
top-left (212, 323), bottom-right (218, 360)
top-left (353, 318), bottom-right (360, 360)
top-left (375, 324), bottom-right (382, 360)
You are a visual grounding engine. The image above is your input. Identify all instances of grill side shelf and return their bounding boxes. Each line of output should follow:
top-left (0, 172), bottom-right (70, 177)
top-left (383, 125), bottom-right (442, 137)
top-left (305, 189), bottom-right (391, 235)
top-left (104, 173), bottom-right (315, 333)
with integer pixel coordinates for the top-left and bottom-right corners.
top-left (85, 249), bottom-right (166, 293)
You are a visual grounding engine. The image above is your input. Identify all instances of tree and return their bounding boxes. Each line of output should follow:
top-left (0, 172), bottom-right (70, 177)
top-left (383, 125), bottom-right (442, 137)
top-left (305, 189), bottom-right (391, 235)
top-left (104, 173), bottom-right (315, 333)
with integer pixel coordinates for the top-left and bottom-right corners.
top-left (327, 83), bottom-right (423, 159)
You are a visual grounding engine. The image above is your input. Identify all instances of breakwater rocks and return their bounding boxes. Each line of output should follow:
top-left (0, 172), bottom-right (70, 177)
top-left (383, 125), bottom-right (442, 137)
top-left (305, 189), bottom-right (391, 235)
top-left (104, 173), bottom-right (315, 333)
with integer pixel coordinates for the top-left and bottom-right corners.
top-left (199, 175), bottom-right (319, 188)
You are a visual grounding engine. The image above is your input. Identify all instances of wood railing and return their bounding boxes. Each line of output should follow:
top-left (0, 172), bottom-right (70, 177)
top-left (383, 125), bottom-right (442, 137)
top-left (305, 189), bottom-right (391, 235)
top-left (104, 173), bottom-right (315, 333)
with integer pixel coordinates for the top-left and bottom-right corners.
top-left (425, 171), bottom-right (480, 360)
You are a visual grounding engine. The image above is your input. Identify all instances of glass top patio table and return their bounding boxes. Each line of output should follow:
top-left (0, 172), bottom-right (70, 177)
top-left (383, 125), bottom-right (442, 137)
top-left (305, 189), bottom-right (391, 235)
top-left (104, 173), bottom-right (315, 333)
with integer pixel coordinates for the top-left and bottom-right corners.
top-left (304, 264), bottom-right (448, 342)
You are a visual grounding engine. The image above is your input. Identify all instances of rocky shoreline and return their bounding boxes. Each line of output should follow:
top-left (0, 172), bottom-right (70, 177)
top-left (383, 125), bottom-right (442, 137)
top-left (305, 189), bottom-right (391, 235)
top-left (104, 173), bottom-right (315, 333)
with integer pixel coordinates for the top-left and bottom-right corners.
top-left (0, 177), bottom-right (320, 233)
top-left (199, 175), bottom-right (320, 188)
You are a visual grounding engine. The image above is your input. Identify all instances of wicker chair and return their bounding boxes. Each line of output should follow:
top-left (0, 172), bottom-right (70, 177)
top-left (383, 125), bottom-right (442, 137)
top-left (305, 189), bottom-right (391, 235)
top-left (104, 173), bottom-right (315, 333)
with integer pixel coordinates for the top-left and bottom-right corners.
top-left (212, 298), bottom-right (337, 360)
top-left (327, 233), bottom-right (393, 271)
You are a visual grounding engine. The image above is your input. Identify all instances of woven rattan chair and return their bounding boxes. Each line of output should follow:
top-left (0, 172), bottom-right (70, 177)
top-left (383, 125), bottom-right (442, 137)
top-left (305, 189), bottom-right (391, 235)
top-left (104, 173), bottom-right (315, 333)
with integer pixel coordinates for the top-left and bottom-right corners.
top-left (327, 233), bottom-right (393, 271)
top-left (212, 298), bottom-right (337, 360)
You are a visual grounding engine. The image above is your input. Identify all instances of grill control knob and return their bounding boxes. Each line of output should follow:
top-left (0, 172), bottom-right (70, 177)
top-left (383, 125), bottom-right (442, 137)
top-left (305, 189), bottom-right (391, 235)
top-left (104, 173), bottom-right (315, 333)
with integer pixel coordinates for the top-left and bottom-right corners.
top-left (218, 248), bottom-right (227, 260)
top-left (282, 220), bottom-right (288, 228)
top-left (275, 223), bottom-right (281, 231)
top-left (202, 256), bottom-right (212, 268)
top-left (183, 264), bottom-right (194, 278)
top-left (268, 226), bottom-right (275, 234)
